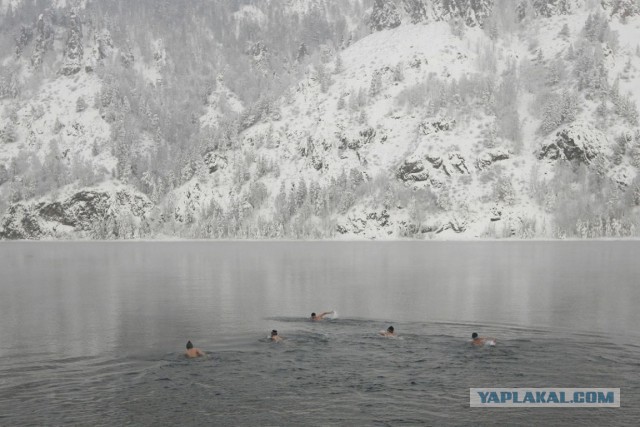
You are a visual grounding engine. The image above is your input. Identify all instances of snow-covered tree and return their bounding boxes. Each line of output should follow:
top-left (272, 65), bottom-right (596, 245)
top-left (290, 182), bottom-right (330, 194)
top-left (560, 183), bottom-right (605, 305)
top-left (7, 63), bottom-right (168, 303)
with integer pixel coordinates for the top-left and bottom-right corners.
top-left (369, 0), bottom-right (401, 31)
top-left (1, 117), bottom-right (17, 145)
top-left (540, 90), bottom-right (580, 134)
top-left (59, 11), bottom-right (83, 76)
top-left (369, 70), bottom-right (383, 97)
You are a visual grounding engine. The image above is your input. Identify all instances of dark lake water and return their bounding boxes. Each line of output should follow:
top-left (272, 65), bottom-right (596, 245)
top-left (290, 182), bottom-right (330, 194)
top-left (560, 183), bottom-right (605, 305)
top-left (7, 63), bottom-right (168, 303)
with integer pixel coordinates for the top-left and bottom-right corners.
top-left (0, 241), bottom-right (639, 425)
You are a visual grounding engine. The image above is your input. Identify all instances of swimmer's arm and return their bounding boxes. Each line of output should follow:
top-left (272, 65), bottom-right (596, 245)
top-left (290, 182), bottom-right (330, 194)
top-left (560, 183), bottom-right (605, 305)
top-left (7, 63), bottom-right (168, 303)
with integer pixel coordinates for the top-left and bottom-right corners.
top-left (196, 349), bottom-right (205, 356)
top-left (318, 311), bottom-right (332, 319)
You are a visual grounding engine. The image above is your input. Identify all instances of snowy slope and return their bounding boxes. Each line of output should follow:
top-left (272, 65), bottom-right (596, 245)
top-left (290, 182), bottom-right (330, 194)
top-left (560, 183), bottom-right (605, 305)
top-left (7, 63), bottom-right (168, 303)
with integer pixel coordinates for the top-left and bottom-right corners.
top-left (168, 0), bottom-right (640, 239)
top-left (2, 0), bottom-right (640, 239)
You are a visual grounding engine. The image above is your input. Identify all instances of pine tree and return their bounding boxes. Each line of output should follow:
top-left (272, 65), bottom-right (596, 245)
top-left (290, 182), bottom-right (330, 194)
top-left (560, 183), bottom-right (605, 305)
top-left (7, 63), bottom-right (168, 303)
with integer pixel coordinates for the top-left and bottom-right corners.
top-left (541, 96), bottom-right (562, 134)
top-left (316, 63), bottom-right (331, 93)
top-left (0, 122), bottom-right (17, 144)
top-left (296, 177), bottom-right (308, 207)
top-left (334, 53), bottom-right (343, 74)
top-left (43, 140), bottom-right (67, 190)
top-left (358, 109), bottom-right (369, 125)
top-left (59, 11), bottom-right (83, 76)
top-left (393, 62), bottom-right (405, 82)
top-left (274, 182), bottom-right (288, 224)
top-left (610, 77), bottom-right (621, 105)
top-left (595, 98), bottom-right (609, 123)
top-left (296, 43), bottom-right (308, 62)
top-left (560, 89), bottom-right (579, 124)
top-left (369, 71), bottom-right (382, 97)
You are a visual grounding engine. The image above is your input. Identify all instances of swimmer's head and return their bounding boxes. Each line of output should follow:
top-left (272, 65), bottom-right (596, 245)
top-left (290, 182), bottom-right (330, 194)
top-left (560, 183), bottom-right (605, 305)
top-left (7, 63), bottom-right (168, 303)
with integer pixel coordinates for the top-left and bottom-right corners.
top-left (186, 340), bottom-right (193, 349)
top-left (472, 333), bottom-right (478, 339)
top-left (387, 326), bottom-right (394, 333)
top-left (311, 312), bottom-right (316, 318)
top-left (271, 330), bottom-right (278, 336)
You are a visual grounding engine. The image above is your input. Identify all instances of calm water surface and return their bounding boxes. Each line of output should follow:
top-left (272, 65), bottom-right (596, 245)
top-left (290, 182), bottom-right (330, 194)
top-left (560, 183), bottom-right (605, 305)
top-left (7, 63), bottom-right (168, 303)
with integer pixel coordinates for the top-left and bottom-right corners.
top-left (0, 242), bottom-right (639, 425)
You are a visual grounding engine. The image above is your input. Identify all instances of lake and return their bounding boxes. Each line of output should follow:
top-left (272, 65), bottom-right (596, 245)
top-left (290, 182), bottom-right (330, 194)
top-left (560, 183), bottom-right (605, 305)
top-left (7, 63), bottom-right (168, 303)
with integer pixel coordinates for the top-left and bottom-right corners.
top-left (0, 241), bottom-right (639, 425)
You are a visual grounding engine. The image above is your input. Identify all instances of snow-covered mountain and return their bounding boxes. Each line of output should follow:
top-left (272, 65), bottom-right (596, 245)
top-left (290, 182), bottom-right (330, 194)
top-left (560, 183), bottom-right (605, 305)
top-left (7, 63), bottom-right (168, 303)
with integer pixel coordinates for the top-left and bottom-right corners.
top-left (1, 0), bottom-right (640, 239)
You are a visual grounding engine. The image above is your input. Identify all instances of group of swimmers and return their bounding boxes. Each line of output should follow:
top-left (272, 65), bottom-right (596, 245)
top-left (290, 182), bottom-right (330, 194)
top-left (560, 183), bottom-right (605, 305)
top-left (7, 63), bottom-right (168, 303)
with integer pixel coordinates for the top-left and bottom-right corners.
top-left (184, 311), bottom-right (496, 358)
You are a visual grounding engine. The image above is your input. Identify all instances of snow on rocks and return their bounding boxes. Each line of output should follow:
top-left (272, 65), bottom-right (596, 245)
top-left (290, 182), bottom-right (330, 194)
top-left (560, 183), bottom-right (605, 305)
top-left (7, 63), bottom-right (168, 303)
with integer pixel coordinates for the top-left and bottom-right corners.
top-left (0, 184), bottom-right (154, 239)
top-left (611, 164), bottom-right (635, 187)
top-left (203, 152), bottom-right (228, 173)
top-left (418, 116), bottom-right (456, 136)
top-left (538, 122), bottom-right (608, 164)
top-left (397, 156), bottom-right (429, 182)
top-left (336, 206), bottom-right (394, 238)
top-left (476, 148), bottom-right (510, 170)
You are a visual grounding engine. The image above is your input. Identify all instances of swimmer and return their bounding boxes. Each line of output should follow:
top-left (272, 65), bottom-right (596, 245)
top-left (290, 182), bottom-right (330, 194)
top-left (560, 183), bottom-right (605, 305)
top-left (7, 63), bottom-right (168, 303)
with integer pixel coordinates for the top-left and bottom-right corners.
top-left (379, 326), bottom-right (396, 337)
top-left (310, 311), bottom-right (333, 321)
top-left (270, 330), bottom-right (283, 342)
top-left (471, 332), bottom-right (496, 346)
top-left (185, 340), bottom-right (205, 358)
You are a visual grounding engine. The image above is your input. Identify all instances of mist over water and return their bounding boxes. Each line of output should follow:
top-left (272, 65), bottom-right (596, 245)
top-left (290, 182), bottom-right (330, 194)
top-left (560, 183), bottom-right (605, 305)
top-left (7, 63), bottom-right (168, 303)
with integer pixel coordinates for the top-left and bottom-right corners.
top-left (1, 242), bottom-right (639, 425)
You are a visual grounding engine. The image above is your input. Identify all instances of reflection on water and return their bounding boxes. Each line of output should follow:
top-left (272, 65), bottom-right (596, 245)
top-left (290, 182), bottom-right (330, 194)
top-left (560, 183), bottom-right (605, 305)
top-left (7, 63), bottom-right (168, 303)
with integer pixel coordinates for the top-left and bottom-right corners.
top-left (0, 242), bottom-right (639, 425)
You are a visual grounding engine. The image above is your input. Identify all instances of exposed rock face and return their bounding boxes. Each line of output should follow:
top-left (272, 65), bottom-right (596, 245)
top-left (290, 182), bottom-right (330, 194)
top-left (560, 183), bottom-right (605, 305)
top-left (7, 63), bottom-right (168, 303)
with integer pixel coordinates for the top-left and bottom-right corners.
top-left (397, 157), bottom-right (429, 181)
top-left (339, 127), bottom-right (378, 150)
top-left (59, 11), bottom-right (84, 76)
top-left (446, 152), bottom-right (470, 175)
top-left (425, 152), bottom-right (470, 176)
top-left (426, 154), bottom-right (443, 169)
top-left (203, 152), bottom-right (228, 173)
top-left (538, 122), bottom-right (606, 164)
top-left (367, 209), bottom-right (391, 227)
top-left (37, 190), bottom-right (150, 230)
top-left (337, 208), bottom-right (393, 236)
top-left (370, 0), bottom-right (402, 31)
top-left (419, 117), bottom-right (455, 136)
top-left (436, 215), bottom-right (468, 233)
top-left (476, 148), bottom-right (510, 170)
top-left (0, 188), bottom-right (154, 239)
top-left (490, 206), bottom-right (502, 221)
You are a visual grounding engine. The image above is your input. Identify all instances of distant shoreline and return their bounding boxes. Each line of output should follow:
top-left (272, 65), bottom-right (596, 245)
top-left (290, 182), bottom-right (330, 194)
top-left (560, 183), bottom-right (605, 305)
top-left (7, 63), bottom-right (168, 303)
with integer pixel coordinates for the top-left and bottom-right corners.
top-left (2, 237), bottom-right (640, 243)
